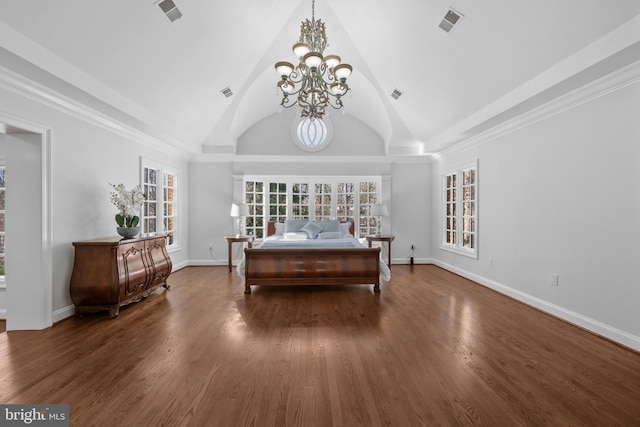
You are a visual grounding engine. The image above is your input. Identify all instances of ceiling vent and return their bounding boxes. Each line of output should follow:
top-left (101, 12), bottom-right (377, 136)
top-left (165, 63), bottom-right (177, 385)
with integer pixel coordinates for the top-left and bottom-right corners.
top-left (391, 88), bottom-right (403, 100)
top-left (156, 0), bottom-right (182, 23)
top-left (220, 86), bottom-right (234, 98)
top-left (438, 8), bottom-right (464, 33)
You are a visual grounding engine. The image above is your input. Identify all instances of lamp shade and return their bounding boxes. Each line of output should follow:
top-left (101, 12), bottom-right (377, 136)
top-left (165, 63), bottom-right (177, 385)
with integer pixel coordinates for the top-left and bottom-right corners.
top-left (303, 52), bottom-right (324, 69)
top-left (370, 204), bottom-right (389, 217)
top-left (324, 54), bottom-right (341, 69)
top-left (329, 82), bottom-right (348, 96)
top-left (334, 63), bottom-right (352, 81)
top-left (278, 80), bottom-right (296, 94)
top-left (292, 42), bottom-right (311, 58)
top-left (230, 203), bottom-right (249, 217)
top-left (275, 61), bottom-right (294, 79)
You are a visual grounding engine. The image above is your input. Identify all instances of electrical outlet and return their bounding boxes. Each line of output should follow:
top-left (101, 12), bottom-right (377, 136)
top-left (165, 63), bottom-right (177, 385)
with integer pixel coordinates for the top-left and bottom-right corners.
top-left (489, 258), bottom-right (494, 267)
top-left (411, 243), bottom-right (415, 251)
top-left (550, 273), bottom-right (559, 286)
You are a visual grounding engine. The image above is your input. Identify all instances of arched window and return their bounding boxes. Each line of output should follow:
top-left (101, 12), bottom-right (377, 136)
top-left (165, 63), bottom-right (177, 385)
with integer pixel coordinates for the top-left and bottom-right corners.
top-left (292, 116), bottom-right (333, 152)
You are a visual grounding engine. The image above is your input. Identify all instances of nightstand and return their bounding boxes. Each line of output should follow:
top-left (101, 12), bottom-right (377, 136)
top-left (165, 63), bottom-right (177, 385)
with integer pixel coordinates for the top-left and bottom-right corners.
top-left (366, 235), bottom-right (395, 268)
top-left (224, 235), bottom-right (255, 272)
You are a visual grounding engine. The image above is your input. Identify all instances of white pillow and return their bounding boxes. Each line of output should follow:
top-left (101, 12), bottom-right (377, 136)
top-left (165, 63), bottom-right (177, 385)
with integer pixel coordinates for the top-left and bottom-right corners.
top-left (301, 221), bottom-right (324, 239)
top-left (283, 232), bottom-right (308, 240)
top-left (284, 219), bottom-right (309, 233)
top-left (318, 231), bottom-right (342, 239)
top-left (274, 222), bottom-right (285, 236)
top-left (340, 221), bottom-right (352, 236)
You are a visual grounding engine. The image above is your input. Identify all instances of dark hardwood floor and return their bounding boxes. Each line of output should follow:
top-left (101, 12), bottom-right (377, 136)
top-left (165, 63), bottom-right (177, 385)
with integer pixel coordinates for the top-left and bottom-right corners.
top-left (1, 265), bottom-right (639, 426)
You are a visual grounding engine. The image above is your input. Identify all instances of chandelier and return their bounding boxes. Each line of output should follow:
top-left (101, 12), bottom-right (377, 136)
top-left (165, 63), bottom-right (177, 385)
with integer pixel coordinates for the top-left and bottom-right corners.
top-left (274, 0), bottom-right (352, 120)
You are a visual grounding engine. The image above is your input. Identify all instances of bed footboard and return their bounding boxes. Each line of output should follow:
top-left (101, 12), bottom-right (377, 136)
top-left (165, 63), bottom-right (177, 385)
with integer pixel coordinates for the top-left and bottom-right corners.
top-left (243, 247), bottom-right (381, 294)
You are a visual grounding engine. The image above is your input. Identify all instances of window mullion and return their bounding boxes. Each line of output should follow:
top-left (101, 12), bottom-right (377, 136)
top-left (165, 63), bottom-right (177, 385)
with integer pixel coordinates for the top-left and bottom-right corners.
top-left (309, 183), bottom-right (316, 221)
top-left (156, 175), bottom-right (164, 236)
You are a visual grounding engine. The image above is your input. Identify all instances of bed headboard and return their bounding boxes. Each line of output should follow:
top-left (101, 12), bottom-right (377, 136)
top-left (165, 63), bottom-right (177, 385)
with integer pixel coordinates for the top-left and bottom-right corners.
top-left (267, 220), bottom-right (355, 236)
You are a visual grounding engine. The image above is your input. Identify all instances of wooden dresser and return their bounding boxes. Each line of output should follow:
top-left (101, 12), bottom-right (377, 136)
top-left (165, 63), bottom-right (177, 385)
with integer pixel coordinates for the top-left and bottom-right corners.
top-left (70, 235), bottom-right (172, 318)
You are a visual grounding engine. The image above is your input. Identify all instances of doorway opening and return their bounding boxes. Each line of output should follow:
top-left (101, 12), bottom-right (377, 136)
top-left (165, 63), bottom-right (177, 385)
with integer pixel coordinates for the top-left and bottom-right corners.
top-left (0, 118), bottom-right (52, 331)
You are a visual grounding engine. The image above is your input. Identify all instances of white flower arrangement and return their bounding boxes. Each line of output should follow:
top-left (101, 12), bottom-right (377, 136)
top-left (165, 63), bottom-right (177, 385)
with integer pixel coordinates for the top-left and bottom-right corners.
top-left (109, 183), bottom-right (145, 228)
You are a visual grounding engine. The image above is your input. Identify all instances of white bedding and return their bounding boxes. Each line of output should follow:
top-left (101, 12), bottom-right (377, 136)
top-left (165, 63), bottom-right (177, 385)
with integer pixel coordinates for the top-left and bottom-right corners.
top-left (236, 235), bottom-right (391, 282)
top-left (260, 234), bottom-right (365, 248)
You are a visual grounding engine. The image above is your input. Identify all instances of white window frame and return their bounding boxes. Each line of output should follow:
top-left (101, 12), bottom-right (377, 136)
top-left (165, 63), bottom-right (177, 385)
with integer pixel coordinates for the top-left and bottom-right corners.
top-left (440, 160), bottom-right (478, 258)
top-left (140, 158), bottom-right (179, 251)
top-left (291, 116), bottom-right (334, 152)
top-left (243, 175), bottom-right (382, 239)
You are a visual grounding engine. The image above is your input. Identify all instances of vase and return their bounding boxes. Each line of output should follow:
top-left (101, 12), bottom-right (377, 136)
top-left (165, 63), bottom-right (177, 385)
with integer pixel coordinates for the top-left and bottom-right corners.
top-left (117, 226), bottom-right (140, 239)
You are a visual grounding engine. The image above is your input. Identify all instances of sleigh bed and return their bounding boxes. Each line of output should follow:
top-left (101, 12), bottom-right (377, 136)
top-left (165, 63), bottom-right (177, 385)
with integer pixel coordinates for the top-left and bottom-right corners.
top-left (238, 220), bottom-right (390, 294)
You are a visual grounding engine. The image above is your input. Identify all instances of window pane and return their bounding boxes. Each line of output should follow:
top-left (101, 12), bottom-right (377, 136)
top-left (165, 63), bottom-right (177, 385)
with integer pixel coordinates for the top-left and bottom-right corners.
top-left (463, 233), bottom-right (474, 249)
top-left (463, 187), bottom-right (471, 201)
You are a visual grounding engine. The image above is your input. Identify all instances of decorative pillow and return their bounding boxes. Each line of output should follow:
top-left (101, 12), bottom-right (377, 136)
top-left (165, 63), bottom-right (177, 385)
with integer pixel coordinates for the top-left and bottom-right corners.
top-left (283, 232), bottom-right (308, 240)
top-left (315, 219), bottom-right (342, 235)
top-left (284, 219), bottom-right (309, 233)
top-left (318, 231), bottom-right (342, 239)
top-left (301, 221), bottom-right (323, 239)
top-left (274, 222), bottom-right (285, 236)
top-left (340, 221), bottom-right (352, 236)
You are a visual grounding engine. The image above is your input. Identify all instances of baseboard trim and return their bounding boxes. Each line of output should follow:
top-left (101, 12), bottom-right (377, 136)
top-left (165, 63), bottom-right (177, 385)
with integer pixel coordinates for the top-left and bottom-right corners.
top-left (432, 259), bottom-right (640, 352)
top-left (171, 260), bottom-right (190, 271)
top-left (391, 257), bottom-right (433, 265)
top-left (188, 259), bottom-right (228, 267)
top-left (53, 305), bottom-right (75, 324)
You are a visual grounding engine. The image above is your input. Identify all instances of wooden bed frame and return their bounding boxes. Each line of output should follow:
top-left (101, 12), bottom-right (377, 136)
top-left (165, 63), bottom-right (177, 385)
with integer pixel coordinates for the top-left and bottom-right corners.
top-left (242, 221), bottom-right (382, 294)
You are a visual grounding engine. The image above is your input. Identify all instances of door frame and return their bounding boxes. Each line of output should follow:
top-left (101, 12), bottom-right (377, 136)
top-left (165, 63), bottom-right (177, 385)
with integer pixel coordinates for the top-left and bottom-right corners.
top-left (0, 111), bottom-right (51, 330)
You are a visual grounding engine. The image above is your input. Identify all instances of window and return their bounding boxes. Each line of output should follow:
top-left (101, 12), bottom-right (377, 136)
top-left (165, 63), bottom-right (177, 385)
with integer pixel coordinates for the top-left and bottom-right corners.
top-left (141, 160), bottom-right (178, 248)
top-left (243, 176), bottom-right (381, 238)
top-left (292, 117), bottom-right (333, 152)
top-left (314, 183), bottom-right (332, 220)
top-left (244, 181), bottom-right (264, 238)
top-left (442, 162), bottom-right (477, 257)
top-left (359, 181), bottom-right (380, 237)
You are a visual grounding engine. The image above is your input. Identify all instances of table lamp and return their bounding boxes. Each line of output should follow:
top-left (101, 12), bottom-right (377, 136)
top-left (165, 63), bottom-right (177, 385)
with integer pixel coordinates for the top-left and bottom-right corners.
top-left (370, 204), bottom-right (389, 236)
top-left (230, 203), bottom-right (250, 237)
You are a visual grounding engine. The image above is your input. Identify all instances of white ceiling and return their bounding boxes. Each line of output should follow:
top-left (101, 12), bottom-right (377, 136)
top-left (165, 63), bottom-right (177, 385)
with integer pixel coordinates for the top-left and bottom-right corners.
top-left (0, 0), bottom-right (639, 157)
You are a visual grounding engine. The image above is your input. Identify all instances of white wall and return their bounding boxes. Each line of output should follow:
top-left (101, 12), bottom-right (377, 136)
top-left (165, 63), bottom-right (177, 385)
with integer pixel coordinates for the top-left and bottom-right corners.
top-left (236, 109), bottom-right (386, 157)
top-left (0, 75), bottom-right (189, 327)
top-left (431, 75), bottom-right (640, 350)
top-left (390, 161), bottom-right (432, 263)
top-left (187, 157), bottom-right (433, 267)
top-left (188, 161), bottom-right (234, 264)
top-left (6, 133), bottom-right (44, 329)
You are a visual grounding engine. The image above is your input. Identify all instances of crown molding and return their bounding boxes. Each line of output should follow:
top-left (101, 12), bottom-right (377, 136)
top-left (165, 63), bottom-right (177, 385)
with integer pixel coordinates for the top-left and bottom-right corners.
top-left (189, 152), bottom-right (432, 164)
top-left (439, 59), bottom-right (640, 157)
top-left (0, 65), bottom-right (194, 160)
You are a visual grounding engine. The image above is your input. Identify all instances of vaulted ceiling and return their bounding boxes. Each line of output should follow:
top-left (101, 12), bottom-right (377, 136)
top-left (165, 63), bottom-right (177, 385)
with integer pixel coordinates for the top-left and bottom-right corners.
top-left (0, 0), bottom-right (639, 157)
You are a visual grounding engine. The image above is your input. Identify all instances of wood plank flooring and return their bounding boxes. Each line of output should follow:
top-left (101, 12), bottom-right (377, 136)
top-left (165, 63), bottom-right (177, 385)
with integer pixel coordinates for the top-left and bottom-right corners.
top-left (1, 265), bottom-right (639, 426)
